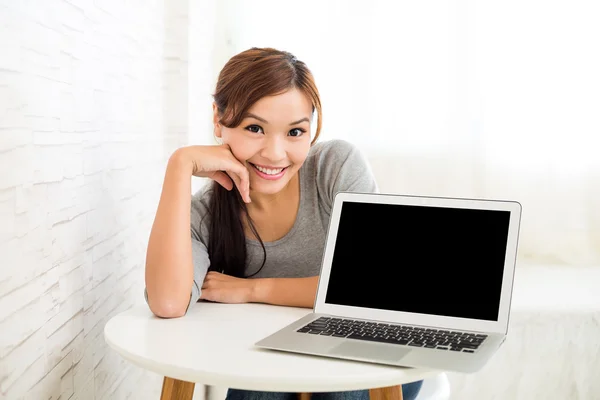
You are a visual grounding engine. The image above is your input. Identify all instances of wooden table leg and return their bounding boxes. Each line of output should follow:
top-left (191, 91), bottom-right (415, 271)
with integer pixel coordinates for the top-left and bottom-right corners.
top-left (160, 376), bottom-right (195, 400)
top-left (298, 393), bottom-right (311, 400)
top-left (369, 385), bottom-right (403, 400)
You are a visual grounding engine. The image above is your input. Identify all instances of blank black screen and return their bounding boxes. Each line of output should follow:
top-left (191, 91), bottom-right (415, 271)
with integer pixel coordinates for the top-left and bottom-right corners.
top-left (324, 201), bottom-right (511, 321)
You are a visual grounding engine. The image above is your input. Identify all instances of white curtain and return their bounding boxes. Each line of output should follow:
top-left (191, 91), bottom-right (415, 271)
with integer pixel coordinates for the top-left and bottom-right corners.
top-left (212, 0), bottom-right (600, 266)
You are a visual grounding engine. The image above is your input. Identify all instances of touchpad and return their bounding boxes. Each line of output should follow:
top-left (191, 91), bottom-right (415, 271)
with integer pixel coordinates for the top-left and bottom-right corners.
top-left (328, 341), bottom-right (411, 362)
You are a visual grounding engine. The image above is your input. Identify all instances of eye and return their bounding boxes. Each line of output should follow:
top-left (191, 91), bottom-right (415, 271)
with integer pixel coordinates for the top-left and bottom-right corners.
top-left (245, 125), bottom-right (263, 134)
top-left (289, 128), bottom-right (306, 137)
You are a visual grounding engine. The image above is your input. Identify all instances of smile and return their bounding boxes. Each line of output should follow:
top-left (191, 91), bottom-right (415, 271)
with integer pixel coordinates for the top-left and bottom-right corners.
top-left (250, 163), bottom-right (288, 180)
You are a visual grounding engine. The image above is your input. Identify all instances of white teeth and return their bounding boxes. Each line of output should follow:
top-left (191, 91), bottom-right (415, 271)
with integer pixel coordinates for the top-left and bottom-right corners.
top-left (254, 165), bottom-right (284, 175)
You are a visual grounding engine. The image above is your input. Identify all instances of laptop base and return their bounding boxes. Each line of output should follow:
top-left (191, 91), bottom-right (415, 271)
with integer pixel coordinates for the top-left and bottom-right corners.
top-left (255, 313), bottom-right (505, 374)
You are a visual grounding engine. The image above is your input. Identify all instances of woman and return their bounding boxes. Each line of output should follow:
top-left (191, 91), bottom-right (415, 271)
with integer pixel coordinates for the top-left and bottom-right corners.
top-left (145, 47), bottom-right (423, 400)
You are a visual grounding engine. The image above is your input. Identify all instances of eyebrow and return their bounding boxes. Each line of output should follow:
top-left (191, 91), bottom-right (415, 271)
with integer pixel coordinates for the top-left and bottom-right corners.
top-left (245, 113), bottom-right (309, 126)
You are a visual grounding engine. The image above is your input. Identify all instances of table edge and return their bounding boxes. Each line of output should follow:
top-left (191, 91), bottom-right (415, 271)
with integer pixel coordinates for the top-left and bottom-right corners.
top-left (104, 323), bottom-right (438, 391)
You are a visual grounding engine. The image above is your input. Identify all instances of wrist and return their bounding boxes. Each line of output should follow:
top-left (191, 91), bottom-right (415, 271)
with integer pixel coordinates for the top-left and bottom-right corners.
top-left (250, 278), bottom-right (272, 303)
top-left (167, 147), bottom-right (194, 176)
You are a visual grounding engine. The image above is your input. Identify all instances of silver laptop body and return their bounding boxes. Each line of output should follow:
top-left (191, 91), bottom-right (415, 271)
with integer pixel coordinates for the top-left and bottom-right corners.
top-left (255, 192), bottom-right (522, 373)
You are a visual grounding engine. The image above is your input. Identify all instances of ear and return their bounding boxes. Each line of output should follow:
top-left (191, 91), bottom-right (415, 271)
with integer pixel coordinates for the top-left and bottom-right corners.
top-left (212, 103), bottom-right (223, 138)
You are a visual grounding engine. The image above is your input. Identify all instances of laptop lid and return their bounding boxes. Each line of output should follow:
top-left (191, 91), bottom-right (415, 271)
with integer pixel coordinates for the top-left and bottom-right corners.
top-left (314, 192), bottom-right (522, 335)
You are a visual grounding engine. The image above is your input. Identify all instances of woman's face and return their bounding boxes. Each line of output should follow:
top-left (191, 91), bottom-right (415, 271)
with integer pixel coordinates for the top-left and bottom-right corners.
top-left (215, 88), bottom-right (313, 196)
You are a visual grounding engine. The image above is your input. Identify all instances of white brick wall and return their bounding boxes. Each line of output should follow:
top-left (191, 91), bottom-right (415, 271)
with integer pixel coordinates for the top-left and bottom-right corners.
top-left (0, 1), bottom-right (215, 399)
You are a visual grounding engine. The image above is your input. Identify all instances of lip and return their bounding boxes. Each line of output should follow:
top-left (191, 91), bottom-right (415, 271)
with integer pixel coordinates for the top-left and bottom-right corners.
top-left (249, 163), bottom-right (288, 181)
top-left (251, 163), bottom-right (289, 170)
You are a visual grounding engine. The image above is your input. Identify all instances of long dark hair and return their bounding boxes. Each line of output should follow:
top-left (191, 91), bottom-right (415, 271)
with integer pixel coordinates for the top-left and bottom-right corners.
top-left (207, 47), bottom-right (323, 278)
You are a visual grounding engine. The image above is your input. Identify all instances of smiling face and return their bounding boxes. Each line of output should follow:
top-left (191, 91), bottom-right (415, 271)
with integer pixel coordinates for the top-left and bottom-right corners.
top-left (214, 88), bottom-right (313, 198)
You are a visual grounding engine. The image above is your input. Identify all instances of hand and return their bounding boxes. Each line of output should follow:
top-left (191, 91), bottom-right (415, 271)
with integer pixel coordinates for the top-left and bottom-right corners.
top-left (172, 144), bottom-right (251, 203)
top-left (199, 271), bottom-right (256, 303)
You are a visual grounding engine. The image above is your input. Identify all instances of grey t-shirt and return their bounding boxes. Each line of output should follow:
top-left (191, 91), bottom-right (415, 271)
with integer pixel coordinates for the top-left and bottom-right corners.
top-left (148, 139), bottom-right (379, 312)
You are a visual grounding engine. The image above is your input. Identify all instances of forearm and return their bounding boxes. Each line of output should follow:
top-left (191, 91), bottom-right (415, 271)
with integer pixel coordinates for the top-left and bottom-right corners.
top-left (252, 276), bottom-right (320, 308)
top-left (145, 150), bottom-right (194, 317)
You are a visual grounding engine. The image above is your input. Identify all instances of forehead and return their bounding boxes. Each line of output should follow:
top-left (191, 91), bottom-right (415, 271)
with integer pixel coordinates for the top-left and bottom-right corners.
top-left (247, 88), bottom-right (312, 120)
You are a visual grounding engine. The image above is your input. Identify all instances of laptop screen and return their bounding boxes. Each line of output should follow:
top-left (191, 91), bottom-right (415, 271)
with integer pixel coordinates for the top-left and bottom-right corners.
top-left (324, 201), bottom-right (511, 322)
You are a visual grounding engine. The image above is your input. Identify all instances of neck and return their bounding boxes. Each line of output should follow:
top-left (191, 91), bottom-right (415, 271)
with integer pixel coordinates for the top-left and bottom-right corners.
top-left (248, 173), bottom-right (299, 213)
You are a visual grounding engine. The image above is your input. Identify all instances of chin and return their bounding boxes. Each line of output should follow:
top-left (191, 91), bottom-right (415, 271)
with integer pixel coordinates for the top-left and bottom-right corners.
top-left (251, 181), bottom-right (288, 195)
top-left (248, 165), bottom-right (297, 195)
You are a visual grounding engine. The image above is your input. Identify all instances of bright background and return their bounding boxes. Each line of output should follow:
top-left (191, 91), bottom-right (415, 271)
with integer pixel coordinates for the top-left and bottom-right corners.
top-left (211, 0), bottom-right (600, 267)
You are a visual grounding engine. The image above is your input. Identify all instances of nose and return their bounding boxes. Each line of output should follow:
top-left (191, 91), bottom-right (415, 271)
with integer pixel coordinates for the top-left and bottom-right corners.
top-left (260, 135), bottom-right (286, 162)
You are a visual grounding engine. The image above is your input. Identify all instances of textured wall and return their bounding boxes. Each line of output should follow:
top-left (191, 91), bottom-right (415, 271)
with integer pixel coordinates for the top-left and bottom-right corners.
top-left (0, 0), bottom-right (213, 398)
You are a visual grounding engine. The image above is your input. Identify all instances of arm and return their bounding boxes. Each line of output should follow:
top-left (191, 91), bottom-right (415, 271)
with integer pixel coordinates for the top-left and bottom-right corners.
top-left (252, 276), bottom-right (320, 308)
top-left (145, 150), bottom-right (195, 318)
top-left (146, 145), bottom-right (250, 318)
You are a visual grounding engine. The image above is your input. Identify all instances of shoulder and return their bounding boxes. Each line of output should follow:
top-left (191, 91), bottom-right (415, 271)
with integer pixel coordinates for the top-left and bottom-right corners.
top-left (303, 139), bottom-right (378, 207)
top-left (307, 139), bottom-right (361, 166)
top-left (305, 139), bottom-right (373, 181)
top-left (304, 139), bottom-right (367, 181)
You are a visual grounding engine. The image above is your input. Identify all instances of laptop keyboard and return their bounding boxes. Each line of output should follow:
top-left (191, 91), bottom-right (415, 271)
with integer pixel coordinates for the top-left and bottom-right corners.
top-left (297, 317), bottom-right (487, 353)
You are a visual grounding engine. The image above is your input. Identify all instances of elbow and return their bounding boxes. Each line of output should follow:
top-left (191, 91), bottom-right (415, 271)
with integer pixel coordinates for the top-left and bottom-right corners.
top-left (148, 297), bottom-right (188, 319)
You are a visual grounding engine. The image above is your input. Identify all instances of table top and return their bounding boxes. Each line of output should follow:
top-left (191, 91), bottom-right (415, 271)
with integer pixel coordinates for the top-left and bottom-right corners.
top-left (104, 302), bottom-right (438, 392)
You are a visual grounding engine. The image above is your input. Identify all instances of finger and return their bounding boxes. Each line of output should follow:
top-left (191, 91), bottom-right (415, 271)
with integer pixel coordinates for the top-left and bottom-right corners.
top-left (201, 274), bottom-right (228, 289)
top-left (208, 171), bottom-right (234, 191)
top-left (200, 288), bottom-right (229, 303)
top-left (221, 145), bottom-right (251, 203)
top-left (224, 167), bottom-right (249, 202)
top-left (201, 279), bottom-right (215, 289)
top-left (234, 163), bottom-right (251, 202)
top-left (199, 288), bottom-right (216, 301)
top-left (206, 271), bottom-right (227, 281)
top-left (226, 170), bottom-right (250, 204)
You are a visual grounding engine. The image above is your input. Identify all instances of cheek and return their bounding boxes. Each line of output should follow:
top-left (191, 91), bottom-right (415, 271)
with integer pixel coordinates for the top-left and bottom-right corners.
top-left (289, 141), bottom-right (312, 165)
top-left (229, 145), bottom-right (254, 164)
top-left (223, 134), bottom-right (255, 162)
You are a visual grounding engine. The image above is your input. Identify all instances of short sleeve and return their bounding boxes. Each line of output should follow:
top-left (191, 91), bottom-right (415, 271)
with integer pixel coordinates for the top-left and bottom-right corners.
top-left (188, 238), bottom-right (209, 309)
top-left (187, 187), bottom-right (213, 309)
top-left (314, 139), bottom-right (380, 214)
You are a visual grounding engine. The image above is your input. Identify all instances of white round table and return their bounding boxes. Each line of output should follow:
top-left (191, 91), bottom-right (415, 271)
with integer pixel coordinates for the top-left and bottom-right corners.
top-left (104, 302), bottom-right (439, 400)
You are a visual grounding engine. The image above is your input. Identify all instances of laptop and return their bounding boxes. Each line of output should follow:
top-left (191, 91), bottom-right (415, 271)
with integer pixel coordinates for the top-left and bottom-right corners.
top-left (255, 191), bottom-right (522, 373)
